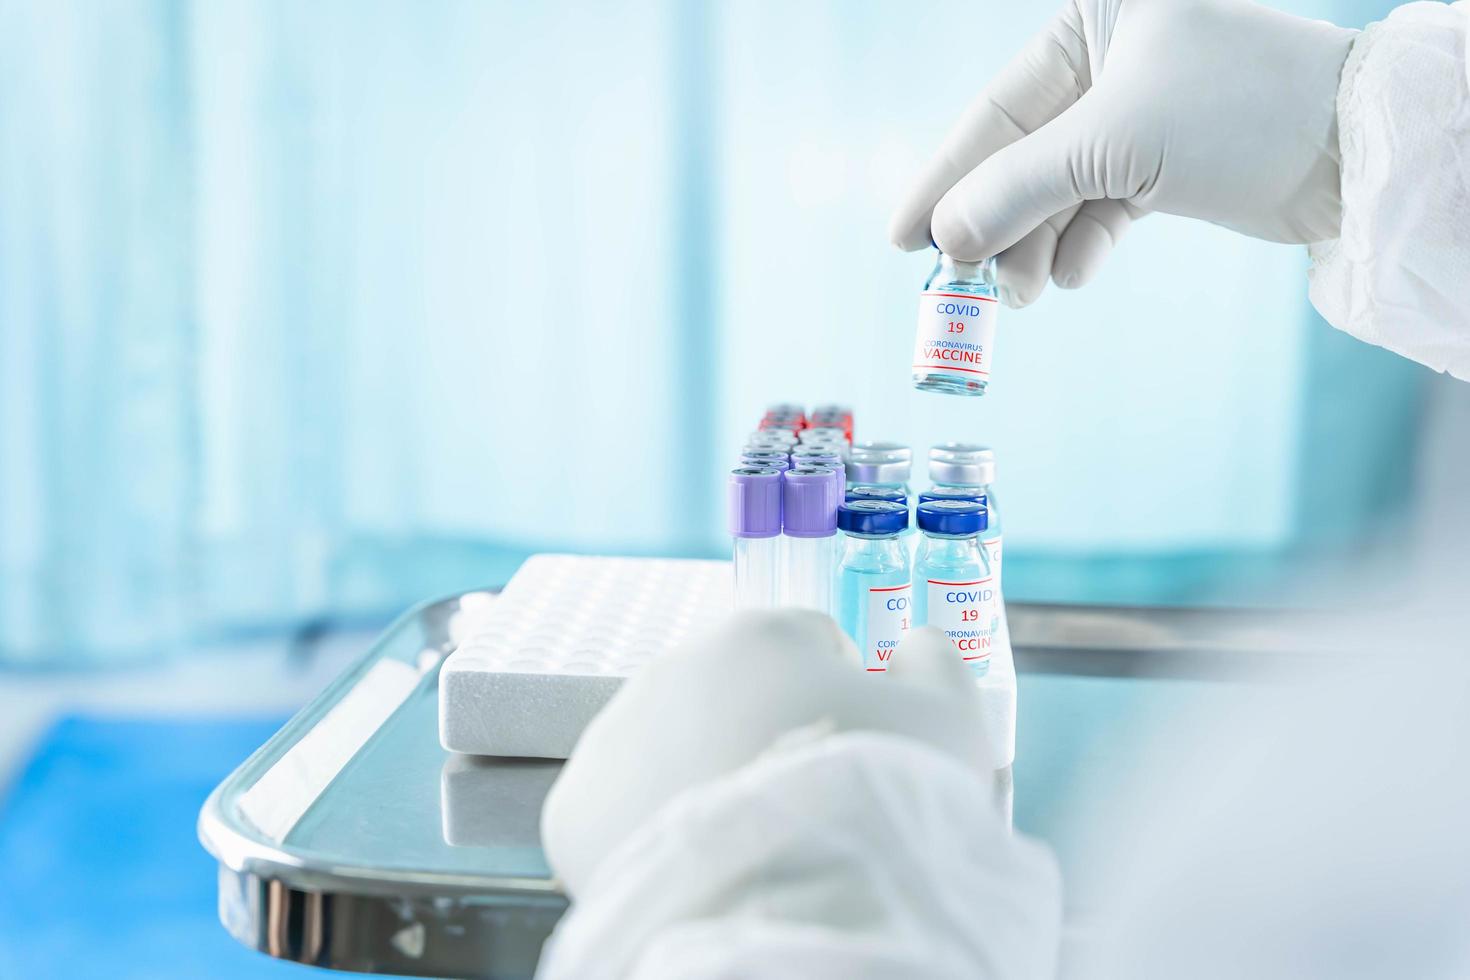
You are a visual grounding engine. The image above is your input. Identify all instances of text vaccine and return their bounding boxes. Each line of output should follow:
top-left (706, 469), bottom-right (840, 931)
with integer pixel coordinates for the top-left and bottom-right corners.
top-left (912, 250), bottom-right (999, 396)
top-left (912, 499), bottom-right (995, 677)
top-left (835, 500), bottom-right (911, 673)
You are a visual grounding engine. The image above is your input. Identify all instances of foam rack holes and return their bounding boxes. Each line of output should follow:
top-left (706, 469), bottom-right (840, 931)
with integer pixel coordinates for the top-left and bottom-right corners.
top-left (439, 555), bottom-right (734, 758)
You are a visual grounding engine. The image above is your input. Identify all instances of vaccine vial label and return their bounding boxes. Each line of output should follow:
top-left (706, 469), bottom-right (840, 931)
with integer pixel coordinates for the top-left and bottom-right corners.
top-left (983, 535), bottom-right (1002, 583)
top-left (925, 577), bottom-right (998, 668)
top-left (864, 583), bottom-right (911, 672)
top-left (913, 291), bottom-right (998, 381)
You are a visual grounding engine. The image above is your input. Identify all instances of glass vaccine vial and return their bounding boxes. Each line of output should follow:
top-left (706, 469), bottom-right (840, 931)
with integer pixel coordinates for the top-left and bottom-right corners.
top-left (848, 442), bottom-right (915, 555)
top-left (927, 443), bottom-right (1001, 587)
top-left (912, 250), bottom-right (999, 396)
top-left (781, 468), bottom-right (840, 615)
top-left (835, 500), bottom-right (911, 673)
top-left (912, 499), bottom-right (996, 677)
top-left (728, 466), bottom-right (783, 609)
top-left (845, 442), bottom-right (912, 500)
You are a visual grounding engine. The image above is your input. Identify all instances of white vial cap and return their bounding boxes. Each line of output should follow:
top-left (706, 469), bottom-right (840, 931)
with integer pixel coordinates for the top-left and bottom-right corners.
top-left (849, 441), bottom-right (911, 465)
top-left (927, 443), bottom-right (995, 486)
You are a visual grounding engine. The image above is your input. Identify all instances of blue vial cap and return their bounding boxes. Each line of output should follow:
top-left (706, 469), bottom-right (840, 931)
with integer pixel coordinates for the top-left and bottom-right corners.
top-left (846, 486), bottom-right (906, 504)
top-left (836, 500), bottom-right (908, 535)
top-left (918, 486), bottom-right (984, 504)
top-left (916, 499), bottom-right (987, 535)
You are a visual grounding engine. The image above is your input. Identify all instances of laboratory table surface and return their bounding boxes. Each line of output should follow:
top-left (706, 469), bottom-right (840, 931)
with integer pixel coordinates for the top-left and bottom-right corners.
top-left (199, 589), bottom-right (1338, 979)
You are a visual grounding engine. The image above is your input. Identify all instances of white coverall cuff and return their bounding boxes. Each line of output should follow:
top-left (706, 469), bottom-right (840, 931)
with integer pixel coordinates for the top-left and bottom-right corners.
top-left (536, 730), bottom-right (1061, 980)
top-left (1308, 1), bottom-right (1470, 381)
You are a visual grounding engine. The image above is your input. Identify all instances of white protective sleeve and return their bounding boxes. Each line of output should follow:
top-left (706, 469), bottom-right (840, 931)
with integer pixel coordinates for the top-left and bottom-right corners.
top-left (536, 731), bottom-right (1061, 980)
top-left (1308, 1), bottom-right (1470, 380)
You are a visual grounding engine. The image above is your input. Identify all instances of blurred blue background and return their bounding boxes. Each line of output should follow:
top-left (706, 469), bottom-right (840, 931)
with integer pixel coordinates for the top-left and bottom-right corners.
top-left (1, 0), bottom-right (1464, 973)
top-left (0, 0), bottom-right (1438, 669)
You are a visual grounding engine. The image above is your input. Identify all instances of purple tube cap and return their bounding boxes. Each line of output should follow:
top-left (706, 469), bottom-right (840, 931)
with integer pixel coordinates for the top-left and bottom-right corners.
top-left (782, 469), bottom-right (838, 537)
top-left (728, 467), bottom-right (782, 538)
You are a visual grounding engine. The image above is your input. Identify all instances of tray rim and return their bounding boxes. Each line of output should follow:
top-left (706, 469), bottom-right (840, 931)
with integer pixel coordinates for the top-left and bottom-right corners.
top-left (197, 588), bottom-right (565, 900)
top-left (199, 589), bottom-right (1337, 896)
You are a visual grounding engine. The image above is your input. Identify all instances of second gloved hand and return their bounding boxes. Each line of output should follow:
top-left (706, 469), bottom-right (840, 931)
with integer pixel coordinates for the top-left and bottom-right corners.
top-left (536, 610), bottom-right (1060, 980)
top-left (889, 0), bottom-right (1357, 307)
top-left (540, 611), bottom-right (990, 896)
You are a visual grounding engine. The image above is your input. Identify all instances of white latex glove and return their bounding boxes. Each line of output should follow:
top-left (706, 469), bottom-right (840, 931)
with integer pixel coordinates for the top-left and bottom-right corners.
top-left (537, 610), bottom-right (1060, 980)
top-left (542, 610), bottom-right (988, 895)
top-left (889, 0), bottom-right (1356, 308)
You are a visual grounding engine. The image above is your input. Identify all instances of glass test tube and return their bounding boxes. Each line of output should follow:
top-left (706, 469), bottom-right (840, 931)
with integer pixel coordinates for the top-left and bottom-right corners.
top-left (796, 460), bottom-right (845, 502)
top-left (728, 466), bottom-right (783, 609)
top-left (780, 468), bottom-right (840, 615)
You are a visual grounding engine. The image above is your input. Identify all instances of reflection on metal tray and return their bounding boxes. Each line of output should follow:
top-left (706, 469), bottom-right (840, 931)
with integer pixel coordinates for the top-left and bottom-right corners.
top-left (200, 590), bottom-right (565, 980)
top-left (199, 587), bottom-right (1336, 979)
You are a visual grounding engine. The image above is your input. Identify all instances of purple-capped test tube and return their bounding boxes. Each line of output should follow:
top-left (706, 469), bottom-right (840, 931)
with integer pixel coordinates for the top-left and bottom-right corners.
top-left (795, 460), bottom-right (845, 502)
top-left (790, 447), bottom-right (843, 468)
top-left (728, 467), bottom-right (783, 609)
top-left (781, 468), bottom-right (841, 615)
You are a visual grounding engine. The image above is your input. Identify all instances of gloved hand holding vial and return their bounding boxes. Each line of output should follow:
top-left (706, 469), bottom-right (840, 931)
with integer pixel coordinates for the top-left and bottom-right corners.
top-left (888, 0), bottom-right (1470, 377)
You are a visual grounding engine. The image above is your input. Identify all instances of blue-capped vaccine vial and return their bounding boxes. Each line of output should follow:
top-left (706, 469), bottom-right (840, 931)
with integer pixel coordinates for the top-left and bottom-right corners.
top-left (835, 500), bottom-right (910, 673)
top-left (912, 499), bottom-right (996, 677)
top-left (912, 250), bottom-right (999, 396)
top-left (845, 442), bottom-right (912, 500)
top-left (848, 441), bottom-right (916, 553)
top-left (927, 443), bottom-right (1001, 587)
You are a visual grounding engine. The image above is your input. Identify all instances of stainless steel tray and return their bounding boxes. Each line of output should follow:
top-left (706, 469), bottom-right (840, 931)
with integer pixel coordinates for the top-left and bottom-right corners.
top-left (200, 590), bottom-right (1335, 979)
top-left (199, 590), bottom-right (565, 979)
